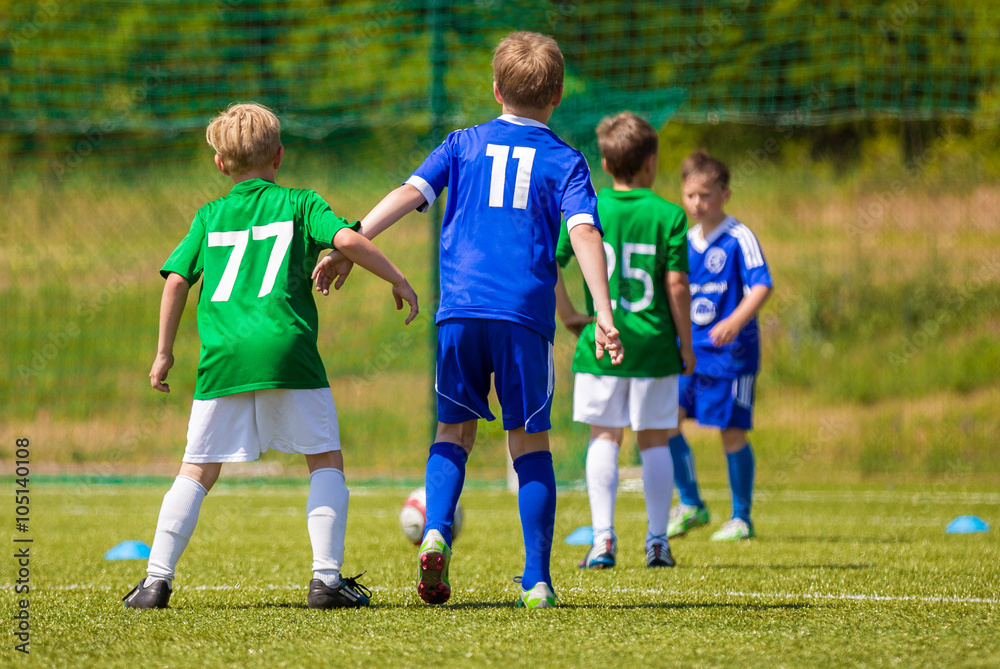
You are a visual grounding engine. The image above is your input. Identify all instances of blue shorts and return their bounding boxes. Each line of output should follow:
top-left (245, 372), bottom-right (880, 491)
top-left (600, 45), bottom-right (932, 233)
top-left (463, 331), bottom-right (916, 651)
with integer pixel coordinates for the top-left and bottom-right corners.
top-left (436, 318), bottom-right (554, 433)
top-left (679, 373), bottom-right (756, 430)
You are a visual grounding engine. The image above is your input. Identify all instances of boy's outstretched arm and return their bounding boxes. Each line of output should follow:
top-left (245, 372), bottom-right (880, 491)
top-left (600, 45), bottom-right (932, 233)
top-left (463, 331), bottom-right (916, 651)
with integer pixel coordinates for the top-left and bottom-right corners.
top-left (331, 227), bottom-right (419, 324)
top-left (312, 185), bottom-right (427, 294)
top-left (709, 284), bottom-right (772, 347)
top-left (358, 184), bottom-right (428, 240)
top-left (568, 224), bottom-right (623, 365)
top-left (150, 272), bottom-right (190, 392)
top-left (666, 270), bottom-right (696, 375)
top-left (555, 270), bottom-right (594, 337)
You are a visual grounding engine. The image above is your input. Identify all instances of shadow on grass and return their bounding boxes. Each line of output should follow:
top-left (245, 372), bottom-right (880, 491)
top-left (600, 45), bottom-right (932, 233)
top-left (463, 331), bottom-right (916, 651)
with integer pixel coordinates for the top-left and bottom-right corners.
top-left (699, 563), bottom-right (870, 571)
top-left (336, 601), bottom-right (811, 611)
top-left (774, 535), bottom-right (910, 545)
top-left (203, 602), bottom-right (311, 610)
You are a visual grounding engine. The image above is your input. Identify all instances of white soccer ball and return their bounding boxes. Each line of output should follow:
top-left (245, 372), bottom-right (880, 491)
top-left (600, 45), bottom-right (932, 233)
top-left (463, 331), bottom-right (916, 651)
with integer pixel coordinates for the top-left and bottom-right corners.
top-left (399, 486), bottom-right (463, 545)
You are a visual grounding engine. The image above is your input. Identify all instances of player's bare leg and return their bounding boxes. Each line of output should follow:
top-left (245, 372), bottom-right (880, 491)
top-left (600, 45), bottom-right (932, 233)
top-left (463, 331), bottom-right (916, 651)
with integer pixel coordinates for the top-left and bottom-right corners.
top-left (435, 420), bottom-right (477, 454)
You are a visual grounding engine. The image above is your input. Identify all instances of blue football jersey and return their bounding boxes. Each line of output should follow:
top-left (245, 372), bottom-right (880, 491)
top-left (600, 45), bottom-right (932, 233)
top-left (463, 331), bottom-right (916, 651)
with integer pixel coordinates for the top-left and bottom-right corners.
top-left (687, 215), bottom-right (773, 377)
top-left (405, 114), bottom-right (600, 341)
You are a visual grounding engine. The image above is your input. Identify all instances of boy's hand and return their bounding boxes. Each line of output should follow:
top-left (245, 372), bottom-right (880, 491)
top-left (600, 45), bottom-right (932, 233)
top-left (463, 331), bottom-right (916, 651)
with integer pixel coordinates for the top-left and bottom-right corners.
top-left (562, 312), bottom-right (594, 337)
top-left (150, 353), bottom-right (174, 393)
top-left (311, 251), bottom-right (355, 295)
top-left (709, 317), bottom-right (742, 347)
top-left (679, 344), bottom-right (696, 376)
top-left (594, 311), bottom-right (624, 365)
top-left (392, 279), bottom-right (419, 325)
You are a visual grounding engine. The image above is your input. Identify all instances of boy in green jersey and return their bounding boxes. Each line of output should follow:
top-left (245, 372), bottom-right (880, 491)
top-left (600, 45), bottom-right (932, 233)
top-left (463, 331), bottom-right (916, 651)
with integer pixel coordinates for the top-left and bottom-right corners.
top-left (555, 112), bottom-right (695, 569)
top-left (123, 103), bottom-right (418, 610)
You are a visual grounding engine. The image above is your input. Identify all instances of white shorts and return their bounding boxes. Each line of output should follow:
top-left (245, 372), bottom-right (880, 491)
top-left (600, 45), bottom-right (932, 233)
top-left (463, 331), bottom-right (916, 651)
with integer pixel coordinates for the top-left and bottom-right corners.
top-left (573, 373), bottom-right (679, 431)
top-left (183, 388), bottom-right (341, 463)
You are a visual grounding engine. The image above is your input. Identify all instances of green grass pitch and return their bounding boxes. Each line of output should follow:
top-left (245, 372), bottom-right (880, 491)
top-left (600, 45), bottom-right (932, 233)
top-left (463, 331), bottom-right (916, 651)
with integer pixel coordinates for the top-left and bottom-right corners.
top-left (3, 481), bottom-right (997, 668)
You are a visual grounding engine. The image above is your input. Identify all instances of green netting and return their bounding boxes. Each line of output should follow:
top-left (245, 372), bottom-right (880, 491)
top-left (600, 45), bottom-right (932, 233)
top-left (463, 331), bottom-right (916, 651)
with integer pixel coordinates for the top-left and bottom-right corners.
top-left (2, 0), bottom-right (999, 139)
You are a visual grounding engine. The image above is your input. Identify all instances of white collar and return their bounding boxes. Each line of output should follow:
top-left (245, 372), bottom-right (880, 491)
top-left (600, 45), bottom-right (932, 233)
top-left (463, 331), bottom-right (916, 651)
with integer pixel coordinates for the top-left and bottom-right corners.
top-left (498, 114), bottom-right (549, 129)
top-left (688, 216), bottom-right (736, 253)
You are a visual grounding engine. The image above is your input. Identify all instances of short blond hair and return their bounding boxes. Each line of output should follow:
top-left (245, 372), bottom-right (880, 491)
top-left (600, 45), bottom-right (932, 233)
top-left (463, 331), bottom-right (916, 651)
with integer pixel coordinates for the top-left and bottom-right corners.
top-left (596, 112), bottom-right (659, 180)
top-left (492, 32), bottom-right (564, 111)
top-left (205, 102), bottom-right (281, 176)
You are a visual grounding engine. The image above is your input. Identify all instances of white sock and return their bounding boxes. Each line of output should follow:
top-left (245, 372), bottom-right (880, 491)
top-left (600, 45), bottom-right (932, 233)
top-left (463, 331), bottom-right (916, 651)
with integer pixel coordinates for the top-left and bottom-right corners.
top-left (307, 467), bottom-right (349, 586)
top-left (640, 446), bottom-right (674, 542)
top-left (146, 475), bottom-right (208, 585)
top-left (586, 438), bottom-right (620, 538)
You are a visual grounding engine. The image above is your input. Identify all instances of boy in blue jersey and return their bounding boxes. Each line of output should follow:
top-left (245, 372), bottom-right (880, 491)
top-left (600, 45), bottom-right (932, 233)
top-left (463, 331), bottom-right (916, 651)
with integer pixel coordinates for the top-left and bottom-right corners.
top-left (313, 31), bottom-right (623, 608)
top-left (666, 151), bottom-right (772, 541)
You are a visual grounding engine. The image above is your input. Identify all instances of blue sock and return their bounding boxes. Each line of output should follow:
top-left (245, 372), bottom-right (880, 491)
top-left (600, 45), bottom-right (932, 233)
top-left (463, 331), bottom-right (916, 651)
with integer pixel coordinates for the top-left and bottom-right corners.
top-left (514, 451), bottom-right (556, 589)
top-left (668, 434), bottom-right (704, 508)
top-left (727, 443), bottom-right (755, 524)
top-left (423, 442), bottom-right (468, 546)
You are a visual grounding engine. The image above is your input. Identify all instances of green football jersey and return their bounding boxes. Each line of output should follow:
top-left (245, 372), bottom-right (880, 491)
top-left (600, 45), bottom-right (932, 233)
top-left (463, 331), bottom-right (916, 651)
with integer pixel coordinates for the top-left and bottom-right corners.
top-left (161, 178), bottom-right (358, 399)
top-left (556, 187), bottom-right (689, 378)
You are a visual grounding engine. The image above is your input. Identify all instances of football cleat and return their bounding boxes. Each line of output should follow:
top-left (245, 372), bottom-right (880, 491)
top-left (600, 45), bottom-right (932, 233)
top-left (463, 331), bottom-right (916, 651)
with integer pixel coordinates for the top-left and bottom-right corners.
top-left (645, 540), bottom-right (676, 568)
top-left (417, 529), bottom-right (452, 605)
top-left (308, 572), bottom-right (372, 609)
top-left (710, 518), bottom-right (755, 541)
top-left (515, 580), bottom-right (557, 609)
top-left (667, 503), bottom-right (711, 538)
top-left (122, 578), bottom-right (171, 610)
top-left (578, 533), bottom-right (617, 570)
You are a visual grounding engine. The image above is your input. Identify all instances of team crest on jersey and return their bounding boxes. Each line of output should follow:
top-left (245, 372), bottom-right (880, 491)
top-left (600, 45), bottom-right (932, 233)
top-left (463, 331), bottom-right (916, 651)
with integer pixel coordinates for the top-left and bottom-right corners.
top-left (691, 297), bottom-right (717, 325)
top-left (705, 248), bottom-right (727, 274)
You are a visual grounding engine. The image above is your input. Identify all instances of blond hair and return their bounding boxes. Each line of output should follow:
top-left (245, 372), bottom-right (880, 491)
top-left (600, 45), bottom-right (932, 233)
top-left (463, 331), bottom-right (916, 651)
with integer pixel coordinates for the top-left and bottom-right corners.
top-left (596, 112), bottom-right (659, 180)
top-left (205, 102), bottom-right (281, 176)
top-left (681, 150), bottom-right (730, 189)
top-left (492, 32), bottom-right (564, 111)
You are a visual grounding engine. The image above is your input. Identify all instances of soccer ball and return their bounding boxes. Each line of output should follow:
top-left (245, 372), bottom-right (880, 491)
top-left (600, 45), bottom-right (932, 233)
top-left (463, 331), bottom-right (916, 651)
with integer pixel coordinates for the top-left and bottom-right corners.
top-left (399, 486), bottom-right (463, 545)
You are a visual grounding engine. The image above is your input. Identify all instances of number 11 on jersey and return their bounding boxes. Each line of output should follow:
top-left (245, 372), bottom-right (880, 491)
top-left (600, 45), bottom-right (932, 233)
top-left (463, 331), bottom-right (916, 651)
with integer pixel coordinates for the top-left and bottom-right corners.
top-left (485, 144), bottom-right (536, 210)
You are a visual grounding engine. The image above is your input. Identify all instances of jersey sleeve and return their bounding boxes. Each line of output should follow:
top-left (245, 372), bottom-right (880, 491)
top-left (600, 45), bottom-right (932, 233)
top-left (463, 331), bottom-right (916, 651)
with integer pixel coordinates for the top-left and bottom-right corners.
top-left (160, 212), bottom-right (206, 286)
top-left (560, 155), bottom-right (601, 233)
top-left (302, 191), bottom-right (359, 249)
top-left (405, 134), bottom-right (454, 213)
top-left (734, 226), bottom-right (773, 288)
top-left (664, 208), bottom-right (690, 273)
top-left (554, 218), bottom-right (576, 268)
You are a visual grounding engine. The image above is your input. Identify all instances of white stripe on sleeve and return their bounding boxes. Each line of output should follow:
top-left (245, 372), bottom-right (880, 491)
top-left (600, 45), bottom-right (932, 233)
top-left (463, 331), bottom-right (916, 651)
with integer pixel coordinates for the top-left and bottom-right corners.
top-left (404, 175), bottom-right (437, 212)
top-left (730, 224), bottom-right (764, 268)
top-left (566, 213), bottom-right (595, 230)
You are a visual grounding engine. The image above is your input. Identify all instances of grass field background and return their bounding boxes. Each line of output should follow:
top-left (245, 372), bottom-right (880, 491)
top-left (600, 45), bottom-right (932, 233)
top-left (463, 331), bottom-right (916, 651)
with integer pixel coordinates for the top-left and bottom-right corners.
top-left (1, 480), bottom-right (997, 667)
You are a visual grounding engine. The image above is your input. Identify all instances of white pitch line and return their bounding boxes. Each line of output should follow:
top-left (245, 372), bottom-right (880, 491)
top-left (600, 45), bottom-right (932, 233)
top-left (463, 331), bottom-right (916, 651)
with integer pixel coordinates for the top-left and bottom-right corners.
top-left (13, 584), bottom-right (998, 604)
top-left (559, 587), bottom-right (1000, 605)
top-left (719, 590), bottom-right (1000, 605)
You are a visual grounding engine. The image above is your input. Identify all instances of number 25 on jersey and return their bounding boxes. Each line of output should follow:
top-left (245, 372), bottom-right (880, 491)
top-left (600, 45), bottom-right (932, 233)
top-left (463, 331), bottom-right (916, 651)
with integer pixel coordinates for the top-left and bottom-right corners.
top-left (605, 241), bottom-right (655, 313)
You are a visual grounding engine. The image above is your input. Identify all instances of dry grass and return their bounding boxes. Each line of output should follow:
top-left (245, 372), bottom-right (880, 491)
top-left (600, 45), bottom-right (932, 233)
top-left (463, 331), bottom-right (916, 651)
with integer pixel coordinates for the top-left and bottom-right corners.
top-left (3, 171), bottom-right (999, 480)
